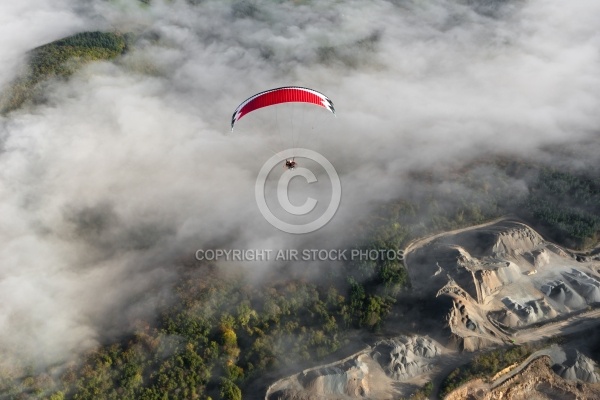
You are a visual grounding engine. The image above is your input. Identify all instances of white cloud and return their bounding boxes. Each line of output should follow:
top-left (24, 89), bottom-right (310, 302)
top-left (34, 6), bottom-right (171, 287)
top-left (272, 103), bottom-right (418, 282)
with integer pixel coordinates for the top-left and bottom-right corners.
top-left (2, 0), bottom-right (600, 367)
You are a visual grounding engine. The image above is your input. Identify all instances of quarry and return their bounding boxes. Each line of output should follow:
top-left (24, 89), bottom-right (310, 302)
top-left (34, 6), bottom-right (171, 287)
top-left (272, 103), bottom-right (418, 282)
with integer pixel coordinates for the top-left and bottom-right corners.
top-left (266, 220), bottom-right (600, 399)
top-left (407, 219), bottom-right (600, 351)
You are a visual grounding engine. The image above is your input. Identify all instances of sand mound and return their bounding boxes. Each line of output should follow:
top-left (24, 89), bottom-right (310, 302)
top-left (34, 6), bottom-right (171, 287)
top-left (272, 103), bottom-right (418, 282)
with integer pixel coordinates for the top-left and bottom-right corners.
top-left (491, 224), bottom-right (544, 259)
top-left (523, 249), bottom-right (550, 268)
top-left (540, 279), bottom-right (587, 310)
top-left (562, 269), bottom-right (600, 303)
top-left (501, 297), bottom-right (554, 325)
top-left (553, 350), bottom-right (600, 383)
top-left (298, 358), bottom-right (369, 397)
top-left (371, 336), bottom-right (441, 380)
top-left (266, 335), bottom-right (444, 399)
top-left (441, 221), bottom-right (543, 259)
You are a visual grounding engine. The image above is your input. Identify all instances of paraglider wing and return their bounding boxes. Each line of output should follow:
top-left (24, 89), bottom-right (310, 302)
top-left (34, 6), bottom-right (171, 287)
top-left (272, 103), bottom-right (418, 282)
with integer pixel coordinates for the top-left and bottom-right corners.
top-left (231, 86), bottom-right (335, 129)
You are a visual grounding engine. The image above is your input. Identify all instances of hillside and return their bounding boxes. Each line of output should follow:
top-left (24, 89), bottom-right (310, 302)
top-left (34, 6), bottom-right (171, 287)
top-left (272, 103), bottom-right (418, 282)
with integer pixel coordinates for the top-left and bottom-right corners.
top-left (0, 31), bottom-right (127, 114)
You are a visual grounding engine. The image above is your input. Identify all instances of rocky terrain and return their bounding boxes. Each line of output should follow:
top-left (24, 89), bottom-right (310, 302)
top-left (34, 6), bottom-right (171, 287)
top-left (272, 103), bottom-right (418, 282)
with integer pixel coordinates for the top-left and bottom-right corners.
top-left (553, 350), bottom-right (600, 384)
top-left (265, 220), bottom-right (600, 399)
top-left (446, 354), bottom-right (600, 400)
top-left (265, 336), bottom-right (443, 399)
top-left (406, 220), bottom-right (600, 350)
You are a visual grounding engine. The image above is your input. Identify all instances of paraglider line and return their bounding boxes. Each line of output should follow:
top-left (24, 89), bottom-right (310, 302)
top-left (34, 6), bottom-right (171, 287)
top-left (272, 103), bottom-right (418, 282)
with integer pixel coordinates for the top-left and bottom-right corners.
top-left (291, 103), bottom-right (296, 148)
top-left (275, 106), bottom-right (286, 150)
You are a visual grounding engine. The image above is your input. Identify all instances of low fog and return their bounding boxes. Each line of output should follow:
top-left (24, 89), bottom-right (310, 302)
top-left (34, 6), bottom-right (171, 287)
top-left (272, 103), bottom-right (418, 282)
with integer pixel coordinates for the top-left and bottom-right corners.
top-left (1, 0), bottom-right (600, 368)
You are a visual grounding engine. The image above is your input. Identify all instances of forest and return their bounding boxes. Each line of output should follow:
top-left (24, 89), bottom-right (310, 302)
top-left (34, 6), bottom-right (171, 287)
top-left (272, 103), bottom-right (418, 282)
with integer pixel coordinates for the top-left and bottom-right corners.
top-left (0, 31), bottom-right (127, 114)
top-left (1, 30), bottom-right (600, 399)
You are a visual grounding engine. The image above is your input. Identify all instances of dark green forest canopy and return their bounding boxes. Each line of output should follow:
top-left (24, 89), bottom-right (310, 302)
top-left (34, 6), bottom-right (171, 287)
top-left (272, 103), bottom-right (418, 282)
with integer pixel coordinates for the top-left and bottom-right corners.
top-left (525, 168), bottom-right (600, 249)
top-left (366, 157), bottom-right (600, 251)
top-left (0, 31), bottom-right (128, 114)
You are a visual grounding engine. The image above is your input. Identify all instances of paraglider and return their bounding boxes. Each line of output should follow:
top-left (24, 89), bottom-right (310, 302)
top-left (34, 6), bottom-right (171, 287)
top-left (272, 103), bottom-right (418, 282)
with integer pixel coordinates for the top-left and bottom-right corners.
top-left (284, 159), bottom-right (297, 170)
top-left (231, 86), bottom-right (335, 169)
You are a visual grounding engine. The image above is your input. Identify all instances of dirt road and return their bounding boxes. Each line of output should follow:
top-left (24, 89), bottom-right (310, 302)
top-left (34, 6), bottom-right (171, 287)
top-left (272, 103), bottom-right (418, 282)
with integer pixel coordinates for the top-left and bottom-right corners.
top-left (403, 217), bottom-right (509, 262)
top-left (513, 308), bottom-right (600, 345)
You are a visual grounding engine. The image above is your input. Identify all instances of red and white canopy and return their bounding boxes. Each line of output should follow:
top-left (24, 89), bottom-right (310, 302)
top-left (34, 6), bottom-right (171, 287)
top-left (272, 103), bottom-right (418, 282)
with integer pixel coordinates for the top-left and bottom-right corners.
top-left (231, 86), bottom-right (335, 129)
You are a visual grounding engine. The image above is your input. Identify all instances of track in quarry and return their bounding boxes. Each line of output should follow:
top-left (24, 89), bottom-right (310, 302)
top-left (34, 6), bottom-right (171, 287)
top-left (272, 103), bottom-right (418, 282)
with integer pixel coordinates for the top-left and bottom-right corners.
top-left (265, 218), bottom-right (600, 399)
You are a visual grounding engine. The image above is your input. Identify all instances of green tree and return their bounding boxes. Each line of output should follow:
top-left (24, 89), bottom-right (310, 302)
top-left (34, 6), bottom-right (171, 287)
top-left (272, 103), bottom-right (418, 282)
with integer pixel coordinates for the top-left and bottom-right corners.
top-left (219, 378), bottom-right (242, 400)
